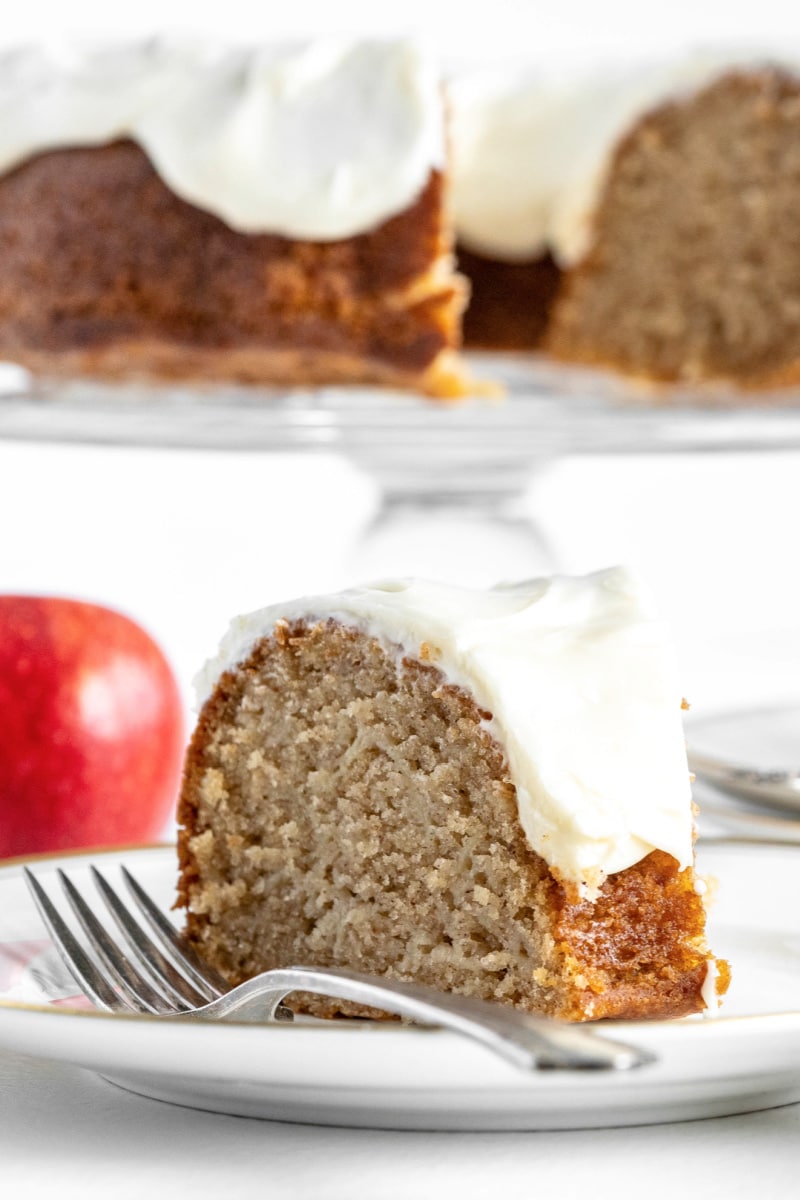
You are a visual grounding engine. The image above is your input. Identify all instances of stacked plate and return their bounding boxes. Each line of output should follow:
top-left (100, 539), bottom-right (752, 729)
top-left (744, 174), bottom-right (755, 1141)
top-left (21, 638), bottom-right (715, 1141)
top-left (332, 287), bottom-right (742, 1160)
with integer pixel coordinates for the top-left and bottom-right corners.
top-left (688, 703), bottom-right (800, 843)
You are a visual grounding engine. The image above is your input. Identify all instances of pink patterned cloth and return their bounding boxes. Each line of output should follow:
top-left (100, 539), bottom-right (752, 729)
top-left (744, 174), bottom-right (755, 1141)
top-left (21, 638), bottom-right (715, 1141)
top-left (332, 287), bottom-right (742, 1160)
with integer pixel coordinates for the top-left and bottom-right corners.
top-left (0, 938), bottom-right (91, 1008)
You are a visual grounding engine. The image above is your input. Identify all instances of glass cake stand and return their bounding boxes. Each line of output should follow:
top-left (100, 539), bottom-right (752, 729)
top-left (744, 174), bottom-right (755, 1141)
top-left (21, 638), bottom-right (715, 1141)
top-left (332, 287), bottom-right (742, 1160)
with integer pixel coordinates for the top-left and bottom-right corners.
top-left (3, 352), bottom-right (800, 582)
top-left (4, 351), bottom-right (800, 797)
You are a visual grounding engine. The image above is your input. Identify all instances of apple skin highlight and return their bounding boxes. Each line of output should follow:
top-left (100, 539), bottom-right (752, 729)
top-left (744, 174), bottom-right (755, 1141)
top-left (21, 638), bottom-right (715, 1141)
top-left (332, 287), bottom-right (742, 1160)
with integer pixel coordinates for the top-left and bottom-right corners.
top-left (0, 596), bottom-right (185, 858)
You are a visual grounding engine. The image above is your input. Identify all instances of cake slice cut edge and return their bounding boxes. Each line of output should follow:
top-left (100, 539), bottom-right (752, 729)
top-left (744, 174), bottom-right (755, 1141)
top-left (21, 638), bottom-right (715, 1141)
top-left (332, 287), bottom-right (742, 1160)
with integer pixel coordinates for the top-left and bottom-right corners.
top-left (176, 572), bottom-right (730, 1022)
top-left (452, 53), bottom-right (800, 393)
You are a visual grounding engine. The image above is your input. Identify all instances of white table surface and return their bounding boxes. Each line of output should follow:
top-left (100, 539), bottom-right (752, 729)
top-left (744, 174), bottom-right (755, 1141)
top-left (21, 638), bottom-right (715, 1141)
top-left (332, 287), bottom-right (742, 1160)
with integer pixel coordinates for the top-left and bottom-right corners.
top-left (1, 436), bottom-right (799, 1192)
top-left (1, 1046), bottom-right (800, 1200)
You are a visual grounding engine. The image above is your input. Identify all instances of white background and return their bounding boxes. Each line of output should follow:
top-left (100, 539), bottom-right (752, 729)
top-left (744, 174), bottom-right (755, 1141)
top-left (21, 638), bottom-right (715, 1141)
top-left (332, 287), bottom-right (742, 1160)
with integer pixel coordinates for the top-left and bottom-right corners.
top-left (4, 0), bottom-right (800, 62)
top-left (2, 443), bottom-right (800, 725)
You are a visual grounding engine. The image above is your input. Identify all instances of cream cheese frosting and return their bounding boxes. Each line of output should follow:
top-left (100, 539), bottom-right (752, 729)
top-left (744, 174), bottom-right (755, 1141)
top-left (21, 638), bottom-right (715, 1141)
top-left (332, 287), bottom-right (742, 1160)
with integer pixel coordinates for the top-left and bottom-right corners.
top-left (196, 567), bottom-right (694, 897)
top-left (0, 38), bottom-right (444, 239)
top-left (450, 46), bottom-right (800, 265)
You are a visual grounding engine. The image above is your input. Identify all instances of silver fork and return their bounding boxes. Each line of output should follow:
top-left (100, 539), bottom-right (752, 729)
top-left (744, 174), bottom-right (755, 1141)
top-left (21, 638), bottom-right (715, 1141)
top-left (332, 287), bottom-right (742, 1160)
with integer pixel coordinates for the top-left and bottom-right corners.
top-left (23, 864), bottom-right (654, 1074)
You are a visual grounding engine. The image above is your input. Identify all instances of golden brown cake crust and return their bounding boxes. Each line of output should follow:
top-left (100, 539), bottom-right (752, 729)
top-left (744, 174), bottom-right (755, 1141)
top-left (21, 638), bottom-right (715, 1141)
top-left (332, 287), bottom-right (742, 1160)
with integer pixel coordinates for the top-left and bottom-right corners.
top-left (0, 140), bottom-right (468, 397)
top-left (176, 619), bottom-right (725, 1022)
top-left (553, 850), bottom-right (720, 1020)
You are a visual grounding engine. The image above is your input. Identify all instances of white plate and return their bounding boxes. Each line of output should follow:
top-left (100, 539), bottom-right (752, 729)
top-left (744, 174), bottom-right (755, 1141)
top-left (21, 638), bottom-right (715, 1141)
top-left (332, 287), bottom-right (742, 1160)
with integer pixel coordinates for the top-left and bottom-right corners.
top-left (687, 704), bottom-right (800, 815)
top-left (1, 841), bottom-right (800, 1131)
top-left (695, 785), bottom-right (800, 843)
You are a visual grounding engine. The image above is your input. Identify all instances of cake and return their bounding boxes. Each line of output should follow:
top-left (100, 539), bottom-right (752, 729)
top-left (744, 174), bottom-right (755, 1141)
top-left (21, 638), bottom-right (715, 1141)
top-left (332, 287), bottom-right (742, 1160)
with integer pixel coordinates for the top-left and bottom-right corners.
top-left (0, 40), bottom-right (467, 398)
top-left (451, 51), bottom-right (800, 390)
top-left (9, 38), bottom-right (797, 398)
top-left (176, 568), bottom-right (729, 1022)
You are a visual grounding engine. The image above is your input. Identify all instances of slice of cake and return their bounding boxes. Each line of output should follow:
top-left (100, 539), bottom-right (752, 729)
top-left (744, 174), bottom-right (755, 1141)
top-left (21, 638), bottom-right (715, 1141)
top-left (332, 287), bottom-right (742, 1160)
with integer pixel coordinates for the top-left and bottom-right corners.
top-left (451, 50), bottom-right (800, 390)
top-left (176, 569), bottom-right (729, 1022)
top-left (0, 39), bottom-right (467, 398)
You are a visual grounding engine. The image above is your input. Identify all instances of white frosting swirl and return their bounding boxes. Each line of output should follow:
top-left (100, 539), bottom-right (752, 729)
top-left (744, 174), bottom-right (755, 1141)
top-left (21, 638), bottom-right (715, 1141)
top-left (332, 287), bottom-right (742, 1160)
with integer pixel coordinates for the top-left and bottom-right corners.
top-left (196, 567), bottom-right (694, 896)
top-left (0, 38), bottom-right (444, 239)
top-left (450, 46), bottom-right (800, 265)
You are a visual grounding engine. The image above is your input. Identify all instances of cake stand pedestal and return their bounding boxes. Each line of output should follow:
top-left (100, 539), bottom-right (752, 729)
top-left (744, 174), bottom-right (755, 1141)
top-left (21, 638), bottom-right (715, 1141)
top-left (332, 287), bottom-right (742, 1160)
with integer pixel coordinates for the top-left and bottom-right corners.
top-left (348, 484), bottom-right (557, 585)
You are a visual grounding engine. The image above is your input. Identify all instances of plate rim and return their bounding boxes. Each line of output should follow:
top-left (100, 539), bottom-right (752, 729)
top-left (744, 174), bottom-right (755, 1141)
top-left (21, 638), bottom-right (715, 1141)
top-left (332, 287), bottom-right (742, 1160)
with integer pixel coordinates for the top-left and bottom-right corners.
top-left (4, 840), bottom-right (800, 1129)
top-left (0, 837), bottom-right (798, 1034)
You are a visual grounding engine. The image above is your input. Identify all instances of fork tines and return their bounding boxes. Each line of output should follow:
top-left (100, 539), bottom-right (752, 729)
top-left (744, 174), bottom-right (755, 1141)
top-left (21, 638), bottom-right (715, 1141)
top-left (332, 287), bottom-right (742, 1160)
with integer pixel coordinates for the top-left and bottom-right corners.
top-left (24, 864), bottom-right (227, 1016)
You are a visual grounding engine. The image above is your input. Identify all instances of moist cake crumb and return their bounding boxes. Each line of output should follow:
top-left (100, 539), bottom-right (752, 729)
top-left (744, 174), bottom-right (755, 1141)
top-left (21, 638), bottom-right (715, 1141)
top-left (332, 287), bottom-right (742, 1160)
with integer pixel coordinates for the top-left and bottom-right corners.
top-left (177, 586), bottom-right (730, 1021)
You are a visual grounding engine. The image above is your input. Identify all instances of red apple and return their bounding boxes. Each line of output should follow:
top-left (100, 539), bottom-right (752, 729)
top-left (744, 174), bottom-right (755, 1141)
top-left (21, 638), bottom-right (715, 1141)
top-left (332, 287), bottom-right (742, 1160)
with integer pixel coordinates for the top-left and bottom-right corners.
top-left (0, 596), bottom-right (185, 858)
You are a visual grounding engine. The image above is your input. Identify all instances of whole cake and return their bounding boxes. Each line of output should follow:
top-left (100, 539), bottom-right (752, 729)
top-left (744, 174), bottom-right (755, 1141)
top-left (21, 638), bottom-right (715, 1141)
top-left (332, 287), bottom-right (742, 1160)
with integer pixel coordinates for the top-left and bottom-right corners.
top-left (176, 569), bottom-right (729, 1021)
top-left (452, 50), bottom-right (800, 389)
top-left (8, 39), bottom-right (800, 398)
top-left (0, 40), bottom-right (467, 398)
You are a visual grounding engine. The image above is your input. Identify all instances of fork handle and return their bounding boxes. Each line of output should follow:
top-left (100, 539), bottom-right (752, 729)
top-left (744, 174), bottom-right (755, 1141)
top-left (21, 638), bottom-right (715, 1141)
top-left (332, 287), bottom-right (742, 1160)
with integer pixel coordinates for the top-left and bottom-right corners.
top-left (184, 964), bottom-right (653, 1073)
